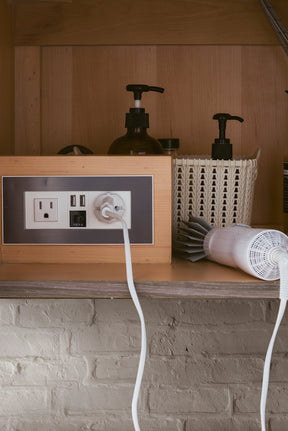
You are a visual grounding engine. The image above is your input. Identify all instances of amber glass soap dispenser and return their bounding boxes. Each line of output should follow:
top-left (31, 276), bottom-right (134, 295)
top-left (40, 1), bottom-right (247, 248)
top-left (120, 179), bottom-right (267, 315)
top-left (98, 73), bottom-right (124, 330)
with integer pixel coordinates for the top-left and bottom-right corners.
top-left (108, 84), bottom-right (164, 155)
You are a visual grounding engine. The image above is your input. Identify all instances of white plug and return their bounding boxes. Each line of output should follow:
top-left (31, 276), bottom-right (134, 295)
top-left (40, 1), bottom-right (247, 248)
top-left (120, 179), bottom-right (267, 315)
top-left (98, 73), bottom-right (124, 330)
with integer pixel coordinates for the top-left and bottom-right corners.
top-left (94, 192), bottom-right (126, 223)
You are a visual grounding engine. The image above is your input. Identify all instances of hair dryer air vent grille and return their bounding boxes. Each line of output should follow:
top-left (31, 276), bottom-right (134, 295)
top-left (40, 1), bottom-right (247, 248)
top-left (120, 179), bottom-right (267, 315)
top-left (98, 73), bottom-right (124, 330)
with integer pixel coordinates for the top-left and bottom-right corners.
top-left (249, 230), bottom-right (288, 280)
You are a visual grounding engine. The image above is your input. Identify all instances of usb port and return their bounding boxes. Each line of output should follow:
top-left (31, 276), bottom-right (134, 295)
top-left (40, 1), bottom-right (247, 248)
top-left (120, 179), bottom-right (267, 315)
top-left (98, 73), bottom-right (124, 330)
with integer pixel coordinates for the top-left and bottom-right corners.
top-left (80, 195), bottom-right (86, 207)
top-left (70, 195), bottom-right (76, 207)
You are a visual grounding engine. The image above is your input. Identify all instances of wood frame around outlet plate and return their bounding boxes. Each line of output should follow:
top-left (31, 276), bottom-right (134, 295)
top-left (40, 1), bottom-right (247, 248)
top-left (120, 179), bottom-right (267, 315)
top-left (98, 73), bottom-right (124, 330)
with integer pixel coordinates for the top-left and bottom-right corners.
top-left (0, 156), bottom-right (172, 264)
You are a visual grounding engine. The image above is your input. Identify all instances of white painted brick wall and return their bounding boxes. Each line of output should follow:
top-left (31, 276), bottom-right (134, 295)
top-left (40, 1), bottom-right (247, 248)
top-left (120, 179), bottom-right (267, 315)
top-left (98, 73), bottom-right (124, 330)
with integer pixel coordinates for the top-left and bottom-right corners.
top-left (0, 298), bottom-right (286, 430)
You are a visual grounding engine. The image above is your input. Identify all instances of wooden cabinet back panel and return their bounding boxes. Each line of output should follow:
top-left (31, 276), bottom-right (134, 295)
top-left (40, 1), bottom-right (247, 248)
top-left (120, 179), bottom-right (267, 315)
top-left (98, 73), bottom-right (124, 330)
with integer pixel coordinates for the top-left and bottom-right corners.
top-left (14, 45), bottom-right (288, 227)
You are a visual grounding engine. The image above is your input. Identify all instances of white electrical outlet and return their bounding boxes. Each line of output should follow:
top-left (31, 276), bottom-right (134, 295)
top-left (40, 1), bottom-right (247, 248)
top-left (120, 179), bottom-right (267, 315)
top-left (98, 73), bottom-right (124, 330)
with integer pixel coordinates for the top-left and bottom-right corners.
top-left (34, 198), bottom-right (58, 222)
top-left (25, 191), bottom-right (131, 230)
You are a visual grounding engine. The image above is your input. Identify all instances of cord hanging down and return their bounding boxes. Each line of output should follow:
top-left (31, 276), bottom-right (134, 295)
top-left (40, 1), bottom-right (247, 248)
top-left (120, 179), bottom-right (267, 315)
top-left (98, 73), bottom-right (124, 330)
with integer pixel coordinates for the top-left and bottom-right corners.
top-left (100, 205), bottom-right (147, 431)
top-left (260, 251), bottom-right (288, 431)
top-left (121, 217), bottom-right (147, 431)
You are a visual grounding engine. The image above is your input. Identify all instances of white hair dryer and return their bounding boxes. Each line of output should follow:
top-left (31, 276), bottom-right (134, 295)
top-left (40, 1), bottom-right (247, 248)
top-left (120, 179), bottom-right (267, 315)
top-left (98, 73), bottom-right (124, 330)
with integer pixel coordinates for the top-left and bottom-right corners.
top-left (204, 224), bottom-right (288, 280)
top-left (176, 217), bottom-right (288, 281)
top-left (176, 217), bottom-right (288, 431)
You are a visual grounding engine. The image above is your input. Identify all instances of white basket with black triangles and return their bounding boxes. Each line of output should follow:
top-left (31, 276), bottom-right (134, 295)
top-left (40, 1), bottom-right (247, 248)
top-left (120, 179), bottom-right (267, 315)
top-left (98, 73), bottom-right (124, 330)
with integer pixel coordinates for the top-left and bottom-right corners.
top-left (173, 149), bottom-right (260, 234)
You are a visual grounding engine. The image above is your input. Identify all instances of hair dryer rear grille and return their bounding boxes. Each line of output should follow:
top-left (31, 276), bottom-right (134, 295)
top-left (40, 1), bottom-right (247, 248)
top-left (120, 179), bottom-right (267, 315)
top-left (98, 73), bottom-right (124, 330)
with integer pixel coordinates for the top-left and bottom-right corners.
top-left (249, 230), bottom-right (288, 280)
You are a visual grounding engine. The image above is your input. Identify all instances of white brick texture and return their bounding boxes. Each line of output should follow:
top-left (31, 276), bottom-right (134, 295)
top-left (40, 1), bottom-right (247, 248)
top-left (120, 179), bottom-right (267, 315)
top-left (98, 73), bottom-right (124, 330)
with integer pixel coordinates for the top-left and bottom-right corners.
top-left (0, 298), bottom-right (285, 430)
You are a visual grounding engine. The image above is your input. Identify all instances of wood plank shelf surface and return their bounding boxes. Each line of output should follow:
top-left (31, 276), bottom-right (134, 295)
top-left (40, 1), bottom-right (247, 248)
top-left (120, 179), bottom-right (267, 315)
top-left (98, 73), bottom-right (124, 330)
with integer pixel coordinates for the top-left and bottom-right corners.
top-left (0, 259), bottom-right (279, 299)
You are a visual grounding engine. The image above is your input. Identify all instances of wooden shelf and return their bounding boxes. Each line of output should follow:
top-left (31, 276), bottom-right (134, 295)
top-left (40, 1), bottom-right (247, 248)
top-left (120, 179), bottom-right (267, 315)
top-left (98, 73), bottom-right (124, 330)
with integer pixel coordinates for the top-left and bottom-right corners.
top-left (0, 259), bottom-right (279, 299)
top-left (13, 0), bottom-right (284, 46)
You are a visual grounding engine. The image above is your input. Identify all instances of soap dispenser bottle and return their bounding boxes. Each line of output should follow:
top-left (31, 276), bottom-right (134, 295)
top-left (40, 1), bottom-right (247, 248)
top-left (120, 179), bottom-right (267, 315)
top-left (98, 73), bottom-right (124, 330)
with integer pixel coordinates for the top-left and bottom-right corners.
top-left (108, 84), bottom-right (164, 155)
top-left (212, 113), bottom-right (244, 160)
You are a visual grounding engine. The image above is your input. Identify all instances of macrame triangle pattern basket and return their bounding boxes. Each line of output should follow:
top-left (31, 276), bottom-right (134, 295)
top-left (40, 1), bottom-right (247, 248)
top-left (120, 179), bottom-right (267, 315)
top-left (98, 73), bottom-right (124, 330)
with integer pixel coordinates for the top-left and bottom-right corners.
top-left (173, 149), bottom-right (260, 234)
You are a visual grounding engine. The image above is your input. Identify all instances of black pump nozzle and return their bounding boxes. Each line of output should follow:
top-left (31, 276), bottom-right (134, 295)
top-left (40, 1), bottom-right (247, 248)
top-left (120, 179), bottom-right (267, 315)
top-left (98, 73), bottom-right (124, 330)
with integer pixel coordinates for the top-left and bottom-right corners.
top-left (212, 113), bottom-right (244, 160)
top-left (126, 84), bottom-right (164, 102)
top-left (125, 84), bottom-right (165, 129)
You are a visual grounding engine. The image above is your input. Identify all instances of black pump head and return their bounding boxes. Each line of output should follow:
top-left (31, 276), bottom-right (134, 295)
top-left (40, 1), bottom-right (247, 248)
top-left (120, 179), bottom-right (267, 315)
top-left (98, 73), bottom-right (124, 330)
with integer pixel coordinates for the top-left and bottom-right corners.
top-left (126, 84), bottom-right (165, 101)
top-left (125, 84), bottom-right (165, 129)
top-left (212, 113), bottom-right (244, 160)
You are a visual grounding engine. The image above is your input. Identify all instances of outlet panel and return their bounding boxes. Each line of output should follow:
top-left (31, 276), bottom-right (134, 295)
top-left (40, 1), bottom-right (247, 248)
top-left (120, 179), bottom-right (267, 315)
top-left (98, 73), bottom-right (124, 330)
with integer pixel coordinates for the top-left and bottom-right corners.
top-left (3, 176), bottom-right (151, 244)
top-left (0, 156), bottom-right (172, 264)
top-left (24, 191), bottom-right (131, 230)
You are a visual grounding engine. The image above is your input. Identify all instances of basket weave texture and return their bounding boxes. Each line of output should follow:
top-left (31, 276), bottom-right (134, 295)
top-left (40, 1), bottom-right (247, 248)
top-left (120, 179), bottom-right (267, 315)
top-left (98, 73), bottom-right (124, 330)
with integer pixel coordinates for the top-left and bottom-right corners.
top-left (173, 151), bottom-right (260, 232)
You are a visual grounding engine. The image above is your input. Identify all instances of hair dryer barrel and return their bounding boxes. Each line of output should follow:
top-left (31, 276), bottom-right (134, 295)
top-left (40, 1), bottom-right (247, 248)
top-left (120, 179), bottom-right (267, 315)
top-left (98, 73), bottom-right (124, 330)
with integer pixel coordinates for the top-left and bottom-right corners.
top-left (203, 225), bottom-right (288, 280)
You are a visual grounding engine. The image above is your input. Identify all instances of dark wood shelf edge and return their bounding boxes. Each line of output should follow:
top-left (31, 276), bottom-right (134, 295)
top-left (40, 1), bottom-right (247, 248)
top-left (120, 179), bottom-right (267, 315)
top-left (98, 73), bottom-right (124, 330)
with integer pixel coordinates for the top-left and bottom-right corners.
top-left (0, 280), bottom-right (280, 299)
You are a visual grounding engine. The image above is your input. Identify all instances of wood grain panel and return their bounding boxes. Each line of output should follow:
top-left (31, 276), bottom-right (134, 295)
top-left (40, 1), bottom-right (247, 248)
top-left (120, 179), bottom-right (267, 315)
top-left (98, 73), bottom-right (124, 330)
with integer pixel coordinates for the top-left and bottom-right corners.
top-left (0, 156), bottom-right (171, 264)
top-left (241, 46), bottom-right (288, 226)
top-left (41, 46), bottom-right (244, 156)
top-left (155, 46), bottom-right (243, 155)
top-left (14, 0), bottom-right (72, 3)
top-left (0, 0), bottom-right (13, 155)
top-left (14, 46), bottom-right (40, 155)
top-left (0, 259), bottom-right (279, 299)
top-left (0, 259), bottom-right (257, 283)
top-left (0, 279), bottom-right (279, 300)
top-left (41, 47), bottom-right (72, 154)
top-left (71, 46), bottom-right (158, 154)
top-left (14, 45), bottom-right (288, 227)
top-left (41, 46), bottom-right (158, 153)
top-left (13, 0), bottom-right (282, 46)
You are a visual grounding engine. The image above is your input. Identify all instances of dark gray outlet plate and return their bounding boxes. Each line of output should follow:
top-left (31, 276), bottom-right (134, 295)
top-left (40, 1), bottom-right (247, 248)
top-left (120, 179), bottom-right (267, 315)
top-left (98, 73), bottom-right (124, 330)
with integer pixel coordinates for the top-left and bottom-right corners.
top-left (2, 176), bottom-right (153, 244)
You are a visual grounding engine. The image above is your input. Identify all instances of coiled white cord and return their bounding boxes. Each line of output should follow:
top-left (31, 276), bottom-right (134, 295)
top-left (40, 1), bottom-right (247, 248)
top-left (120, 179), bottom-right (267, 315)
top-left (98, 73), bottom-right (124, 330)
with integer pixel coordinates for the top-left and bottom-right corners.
top-left (260, 250), bottom-right (288, 431)
top-left (102, 207), bottom-right (146, 431)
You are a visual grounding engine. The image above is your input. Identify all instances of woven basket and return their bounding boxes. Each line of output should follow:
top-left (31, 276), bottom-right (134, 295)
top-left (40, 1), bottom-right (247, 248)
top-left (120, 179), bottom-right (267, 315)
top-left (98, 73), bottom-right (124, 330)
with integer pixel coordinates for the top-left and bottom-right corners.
top-left (173, 149), bottom-right (260, 233)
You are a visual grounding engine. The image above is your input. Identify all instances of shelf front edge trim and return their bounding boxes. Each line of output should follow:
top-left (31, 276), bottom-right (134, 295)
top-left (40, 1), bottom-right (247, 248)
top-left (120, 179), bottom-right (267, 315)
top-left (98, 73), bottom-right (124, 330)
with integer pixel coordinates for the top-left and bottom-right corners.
top-left (0, 280), bottom-right (280, 299)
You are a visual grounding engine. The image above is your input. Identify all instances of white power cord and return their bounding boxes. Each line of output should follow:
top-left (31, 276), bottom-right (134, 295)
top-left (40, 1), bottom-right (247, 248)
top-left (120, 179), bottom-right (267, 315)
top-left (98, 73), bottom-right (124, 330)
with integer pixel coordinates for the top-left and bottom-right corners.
top-left (260, 250), bottom-right (288, 431)
top-left (101, 206), bottom-right (146, 431)
top-left (100, 201), bottom-right (288, 431)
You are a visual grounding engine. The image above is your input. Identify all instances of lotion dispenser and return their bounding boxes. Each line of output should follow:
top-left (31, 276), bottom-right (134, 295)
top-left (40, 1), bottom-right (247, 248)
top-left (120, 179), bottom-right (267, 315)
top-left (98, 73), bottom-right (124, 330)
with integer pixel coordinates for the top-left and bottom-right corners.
top-left (212, 113), bottom-right (244, 160)
top-left (108, 84), bottom-right (164, 155)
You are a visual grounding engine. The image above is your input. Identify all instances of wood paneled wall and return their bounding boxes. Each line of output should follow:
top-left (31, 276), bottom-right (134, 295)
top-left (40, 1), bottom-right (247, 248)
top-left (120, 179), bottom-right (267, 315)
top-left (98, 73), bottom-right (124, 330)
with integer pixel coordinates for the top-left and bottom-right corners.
top-left (13, 0), bottom-right (285, 46)
top-left (0, 0), bottom-right (14, 154)
top-left (14, 45), bottom-right (288, 227)
top-left (14, 46), bottom-right (40, 155)
top-left (11, 0), bottom-right (288, 227)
